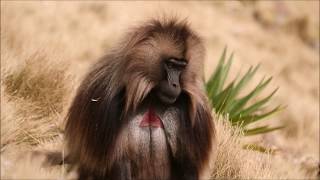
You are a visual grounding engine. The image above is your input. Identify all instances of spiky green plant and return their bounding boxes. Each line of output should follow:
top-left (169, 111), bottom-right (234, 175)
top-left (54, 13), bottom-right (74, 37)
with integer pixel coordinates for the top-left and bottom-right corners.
top-left (206, 48), bottom-right (284, 136)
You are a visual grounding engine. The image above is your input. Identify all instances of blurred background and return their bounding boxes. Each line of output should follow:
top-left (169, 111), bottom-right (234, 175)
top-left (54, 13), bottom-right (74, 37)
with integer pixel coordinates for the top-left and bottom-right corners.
top-left (1, 1), bottom-right (319, 179)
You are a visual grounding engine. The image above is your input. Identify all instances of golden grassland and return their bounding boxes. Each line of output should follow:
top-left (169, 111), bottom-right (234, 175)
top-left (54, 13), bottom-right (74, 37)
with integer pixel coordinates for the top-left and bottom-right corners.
top-left (1, 1), bottom-right (319, 179)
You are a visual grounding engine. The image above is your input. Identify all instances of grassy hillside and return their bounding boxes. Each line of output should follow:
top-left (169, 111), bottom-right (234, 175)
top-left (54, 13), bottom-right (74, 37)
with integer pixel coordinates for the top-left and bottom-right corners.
top-left (1, 1), bottom-right (319, 179)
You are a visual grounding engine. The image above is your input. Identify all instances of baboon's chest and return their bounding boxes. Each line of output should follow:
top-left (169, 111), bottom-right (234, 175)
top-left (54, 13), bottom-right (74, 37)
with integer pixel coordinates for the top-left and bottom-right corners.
top-left (125, 107), bottom-right (179, 179)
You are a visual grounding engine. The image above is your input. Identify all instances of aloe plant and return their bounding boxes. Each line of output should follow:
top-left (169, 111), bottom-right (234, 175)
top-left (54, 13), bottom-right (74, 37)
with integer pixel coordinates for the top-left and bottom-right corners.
top-left (206, 48), bottom-right (284, 136)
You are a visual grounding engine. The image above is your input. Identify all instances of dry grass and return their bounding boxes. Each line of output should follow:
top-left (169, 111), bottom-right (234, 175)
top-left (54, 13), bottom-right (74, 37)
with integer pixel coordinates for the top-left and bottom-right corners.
top-left (211, 116), bottom-right (306, 179)
top-left (1, 1), bottom-right (319, 179)
top-left (1, 47), bottom-right (71, 149)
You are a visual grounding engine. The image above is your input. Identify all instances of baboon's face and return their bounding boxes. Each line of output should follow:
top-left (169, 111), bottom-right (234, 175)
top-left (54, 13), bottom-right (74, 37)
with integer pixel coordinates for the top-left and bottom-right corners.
top-left (156, 57), bottom-right (187, 104)
top-left (144, 35), bottom-right (188, 104)
top-left (126, 32), bottom-right (189, 104)
top-left (124, 24), bottom-right (205, 105)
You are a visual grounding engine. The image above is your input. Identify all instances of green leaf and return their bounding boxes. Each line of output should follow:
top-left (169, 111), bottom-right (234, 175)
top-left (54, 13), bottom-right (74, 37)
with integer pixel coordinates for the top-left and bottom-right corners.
top-left (229, 76), bottom-right (273, 117)
top-left (217, 53), bottom-right (233, 93)
top-left (243, 125), bottom-right (284, 136)
top-left (243, 143), bottom-right (276, 154)
top-left (231, 88), bottom-right (278, 119)
top-left (206, 47), bottom-right (227, 99)
top-left (233, 105), bottom-right (283, 127)
top-left (233, 65), bottom-right (259, 96)
top-left (225, 65), bottom-right (260, 112)
top-left (212, 82), bottom-right (235, 113)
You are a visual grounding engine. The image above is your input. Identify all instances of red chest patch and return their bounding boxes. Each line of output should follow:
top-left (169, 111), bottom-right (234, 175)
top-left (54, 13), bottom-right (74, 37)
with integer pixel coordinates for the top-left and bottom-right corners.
top-left (139, 108), bottom-right (163, 128)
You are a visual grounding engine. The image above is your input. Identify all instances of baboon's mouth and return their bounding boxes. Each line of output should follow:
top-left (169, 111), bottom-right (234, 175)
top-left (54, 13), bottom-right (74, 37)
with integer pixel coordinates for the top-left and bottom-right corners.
top-left (157, 91), bottom-right (178, 104)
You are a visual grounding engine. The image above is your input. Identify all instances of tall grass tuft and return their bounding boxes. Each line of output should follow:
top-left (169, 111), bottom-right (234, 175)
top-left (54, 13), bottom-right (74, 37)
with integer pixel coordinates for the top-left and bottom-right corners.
top-left (1, 51), bottom-right (71, 148)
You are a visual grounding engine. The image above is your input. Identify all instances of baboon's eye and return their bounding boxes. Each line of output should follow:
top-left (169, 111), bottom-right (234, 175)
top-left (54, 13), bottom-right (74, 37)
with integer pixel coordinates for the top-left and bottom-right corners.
top-left (166, 61), bottom-right (174, 69)
top-left (165, 58), bottom-right (187, 70)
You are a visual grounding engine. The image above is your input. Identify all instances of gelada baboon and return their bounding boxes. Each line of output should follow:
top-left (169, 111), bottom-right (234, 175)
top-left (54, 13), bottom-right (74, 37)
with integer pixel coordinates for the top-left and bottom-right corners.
top-left (65, 18), bottom-right (216, 180)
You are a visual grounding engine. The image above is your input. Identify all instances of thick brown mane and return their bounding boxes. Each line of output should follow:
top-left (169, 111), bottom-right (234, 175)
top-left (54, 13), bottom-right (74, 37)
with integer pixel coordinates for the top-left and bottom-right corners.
top-left (65, 18), bottom-right (215, 179)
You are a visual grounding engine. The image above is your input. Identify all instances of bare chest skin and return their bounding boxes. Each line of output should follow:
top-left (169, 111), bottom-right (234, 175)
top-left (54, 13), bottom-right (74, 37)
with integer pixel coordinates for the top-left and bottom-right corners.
top-left (121, 105), bottom-right (179, 179)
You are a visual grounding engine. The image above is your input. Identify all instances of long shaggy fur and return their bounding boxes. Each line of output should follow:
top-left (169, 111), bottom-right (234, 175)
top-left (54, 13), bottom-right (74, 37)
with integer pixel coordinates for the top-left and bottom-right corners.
top-left (65, 18), bottom-right (216, 179)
